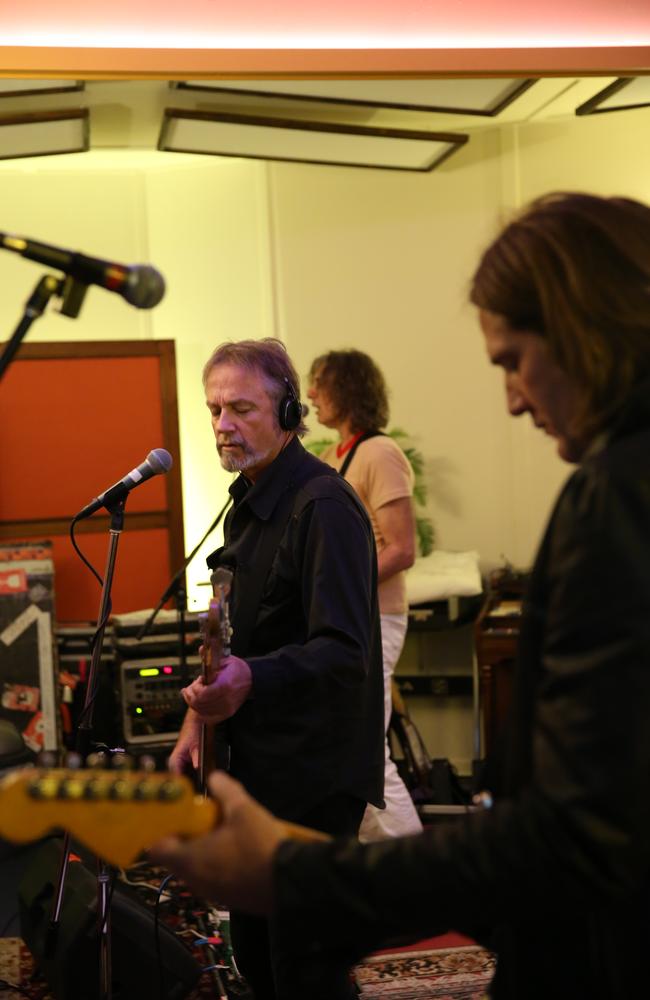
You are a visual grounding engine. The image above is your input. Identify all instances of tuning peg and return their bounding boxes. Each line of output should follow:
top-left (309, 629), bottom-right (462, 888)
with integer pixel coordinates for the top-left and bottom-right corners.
top-left (65, 752), bottom-right (83, 770)
top-left (138, 754), bottom-right (157, 773)
top-left (112, 752), bottom-right (134, 771)
top-left (37, 750), bottom-right (58, 769)
top-left (86, 751), bottom-right (109, 769)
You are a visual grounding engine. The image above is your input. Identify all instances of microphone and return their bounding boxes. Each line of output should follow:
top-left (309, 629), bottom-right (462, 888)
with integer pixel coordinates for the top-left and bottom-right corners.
top-left (75, 448), bottom-right (173, 520)
top-left (0, 232), bottom-right (165, 309)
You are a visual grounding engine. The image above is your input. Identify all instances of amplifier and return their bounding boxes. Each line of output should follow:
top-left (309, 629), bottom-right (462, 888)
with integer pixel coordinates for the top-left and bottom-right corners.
top-left (119, 656), bottom-right (200, 747)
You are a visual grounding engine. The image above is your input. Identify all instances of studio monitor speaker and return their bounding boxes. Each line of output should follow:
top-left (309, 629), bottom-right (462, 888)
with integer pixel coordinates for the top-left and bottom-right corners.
top-left (18, 837), bottom-right (202, 1000)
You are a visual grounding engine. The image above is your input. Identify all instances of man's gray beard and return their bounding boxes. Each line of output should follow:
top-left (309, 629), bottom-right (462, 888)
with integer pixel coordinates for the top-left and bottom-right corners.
top-left (217, 443), bottom-right (266, 473)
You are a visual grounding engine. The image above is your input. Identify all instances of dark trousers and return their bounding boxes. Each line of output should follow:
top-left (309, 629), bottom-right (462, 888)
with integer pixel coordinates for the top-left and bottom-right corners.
top-left (230, 793), bottom-right (366, 1000)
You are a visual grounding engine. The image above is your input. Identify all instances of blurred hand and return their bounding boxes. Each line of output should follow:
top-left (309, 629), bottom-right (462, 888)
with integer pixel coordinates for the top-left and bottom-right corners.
top-left (168, 710), bottom-right (202, 774)
top-left (181, 654), bottom-right (252, 723)
top-left (149, 771), bottom-right (286, 914)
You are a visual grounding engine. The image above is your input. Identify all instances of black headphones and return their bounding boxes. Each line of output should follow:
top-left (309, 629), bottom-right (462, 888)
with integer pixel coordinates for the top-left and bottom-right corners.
top-left (278, 378), bottom-right (303, 432)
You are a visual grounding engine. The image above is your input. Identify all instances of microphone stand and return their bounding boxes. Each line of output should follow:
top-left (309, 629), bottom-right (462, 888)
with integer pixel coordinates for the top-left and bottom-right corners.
top-left (136, 497), bottom-right (232, 687)
top-left (48, 499), bottom-right (126, 1000)
top-left (0, 272), bottom-right (91, 382)
top-left (0, 274), bottom-right (63, 381)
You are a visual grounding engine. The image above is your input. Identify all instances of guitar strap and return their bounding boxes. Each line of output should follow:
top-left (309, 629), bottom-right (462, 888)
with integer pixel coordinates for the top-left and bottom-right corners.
top-left (338, 429), bottom-right (384, 479)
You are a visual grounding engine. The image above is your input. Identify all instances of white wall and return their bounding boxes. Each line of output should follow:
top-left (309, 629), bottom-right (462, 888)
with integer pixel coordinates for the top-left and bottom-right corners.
top-left (268, 126), bottom-right (566, 573)
top-left (268, 106), bottom-right (650, 575)
top-left (0, 150), bottom-right (273, 607)
top-left (143, 155), bottom-right (276, 598)
top-left (0, 153), bottom-right (155, 344)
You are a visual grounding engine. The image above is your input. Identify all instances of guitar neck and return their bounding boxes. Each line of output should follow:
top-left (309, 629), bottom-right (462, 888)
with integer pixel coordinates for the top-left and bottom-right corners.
top-left (198, 582), bottom-right (232, 794)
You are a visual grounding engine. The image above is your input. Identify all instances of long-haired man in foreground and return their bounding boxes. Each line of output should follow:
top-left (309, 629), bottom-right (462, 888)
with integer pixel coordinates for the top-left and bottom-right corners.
top-left (154, 193), bottom-right (650, 999)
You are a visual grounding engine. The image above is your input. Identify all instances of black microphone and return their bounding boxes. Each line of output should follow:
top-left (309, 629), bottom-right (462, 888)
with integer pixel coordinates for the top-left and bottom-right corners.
top-left (0, 232), bottom-right (165, 309)
top-left (75, 448), bottom-right (173, 520)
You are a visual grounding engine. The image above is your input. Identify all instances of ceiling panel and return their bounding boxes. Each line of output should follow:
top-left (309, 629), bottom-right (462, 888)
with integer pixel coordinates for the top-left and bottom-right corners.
top-left (576, 76), bottom-right (650, 114)
top-left (0, 76), bottom-right (646, 162)
top-left (176, 79), bottom-right (536, 116)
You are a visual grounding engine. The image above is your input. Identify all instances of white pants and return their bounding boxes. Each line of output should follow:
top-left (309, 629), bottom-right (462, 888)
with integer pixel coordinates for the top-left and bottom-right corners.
top-left (359, 612), bottom-right (423, 842)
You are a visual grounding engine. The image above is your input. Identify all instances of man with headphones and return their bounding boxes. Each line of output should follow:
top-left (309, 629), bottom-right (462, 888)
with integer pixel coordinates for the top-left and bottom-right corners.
top-left (169, 338), bottom-right (385, 1000)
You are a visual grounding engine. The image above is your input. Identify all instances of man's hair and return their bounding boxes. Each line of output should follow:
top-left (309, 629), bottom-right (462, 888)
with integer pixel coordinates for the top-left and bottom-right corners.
top-left (470, 191), bottom-right (650, 438)
top-left (308, 350), bottom-right (389, 433)
top-left (202, 338), bottom-right (307, 435)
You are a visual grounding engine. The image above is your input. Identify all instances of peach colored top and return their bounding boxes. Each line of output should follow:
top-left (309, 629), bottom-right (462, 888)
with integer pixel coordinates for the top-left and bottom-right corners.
top-left (320, 435), bottom-right (414, 614)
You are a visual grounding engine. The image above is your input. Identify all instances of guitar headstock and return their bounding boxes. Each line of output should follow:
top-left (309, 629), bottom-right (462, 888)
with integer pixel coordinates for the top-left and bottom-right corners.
top-left (210, 566), bottom-right (233, 599)
top-left (0, 767), bottom-right (217, 868)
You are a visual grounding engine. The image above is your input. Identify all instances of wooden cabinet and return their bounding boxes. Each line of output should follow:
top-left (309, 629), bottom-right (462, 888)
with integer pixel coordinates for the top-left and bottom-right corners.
top-left (474, 575), bottom-right (526, 757)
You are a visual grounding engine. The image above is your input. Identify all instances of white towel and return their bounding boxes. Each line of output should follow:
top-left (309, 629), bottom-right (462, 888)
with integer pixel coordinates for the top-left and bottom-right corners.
top-left (406, 550), bottom-right (482, 605)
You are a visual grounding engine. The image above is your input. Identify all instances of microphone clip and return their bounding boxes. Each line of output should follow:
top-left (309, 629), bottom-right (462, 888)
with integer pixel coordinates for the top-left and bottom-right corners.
top-left (59, 275), bottom-right (90, 319)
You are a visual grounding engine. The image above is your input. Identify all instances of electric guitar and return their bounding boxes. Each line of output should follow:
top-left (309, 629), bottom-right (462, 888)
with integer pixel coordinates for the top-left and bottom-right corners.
top-left (0, 766), bottom-right (329, 869)
top-left (197, 567), bottom-right (233, 794)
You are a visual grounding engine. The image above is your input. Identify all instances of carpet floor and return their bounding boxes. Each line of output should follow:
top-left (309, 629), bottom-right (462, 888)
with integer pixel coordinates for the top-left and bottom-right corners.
top-left (0, 936), bottom-right (495, 999)
top-left (356, 945), bottom-right (495, 999)
top-left (0, 856), bottom-right (496, 999)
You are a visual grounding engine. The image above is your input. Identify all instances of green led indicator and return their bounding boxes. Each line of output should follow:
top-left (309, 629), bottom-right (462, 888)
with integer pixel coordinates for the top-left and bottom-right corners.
top-left (139, 668), bottom-right (160, 677)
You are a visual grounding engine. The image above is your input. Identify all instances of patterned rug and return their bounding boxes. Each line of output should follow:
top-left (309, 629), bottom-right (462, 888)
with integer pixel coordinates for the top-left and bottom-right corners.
top-left (0, 937), bottom-right (53, 999)
top-left (0, 937), bottom-right (495, 999)
top-left (0, 854), bottom-right (495, 999)
top-left (356, 946), bottom-right (495, 999)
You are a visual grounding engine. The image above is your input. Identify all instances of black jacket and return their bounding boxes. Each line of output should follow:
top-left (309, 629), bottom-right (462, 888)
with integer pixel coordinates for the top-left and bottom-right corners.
top-left (273, 382), bottom-right (650, 998)
top-left (207, 437), bottom-right (385, 822)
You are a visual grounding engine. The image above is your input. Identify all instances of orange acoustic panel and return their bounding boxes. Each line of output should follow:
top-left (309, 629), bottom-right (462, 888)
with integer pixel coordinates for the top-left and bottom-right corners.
top-left (0, 355), bottom-right (167, 522)
top-left (47, 528), bottom-right (173, 622)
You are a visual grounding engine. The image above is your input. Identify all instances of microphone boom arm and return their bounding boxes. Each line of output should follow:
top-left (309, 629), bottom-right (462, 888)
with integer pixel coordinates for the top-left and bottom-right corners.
top-left (137, 495), bottom-right (233, 642)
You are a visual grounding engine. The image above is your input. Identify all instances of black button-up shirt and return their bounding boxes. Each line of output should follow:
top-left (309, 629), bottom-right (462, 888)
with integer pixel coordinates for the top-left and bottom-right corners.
top-left (207, 437), bottom-right (385, 821)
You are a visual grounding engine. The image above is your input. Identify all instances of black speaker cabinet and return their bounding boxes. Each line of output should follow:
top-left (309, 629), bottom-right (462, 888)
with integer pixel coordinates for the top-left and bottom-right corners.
top-left (18, 837), bottom-right (202, 1000)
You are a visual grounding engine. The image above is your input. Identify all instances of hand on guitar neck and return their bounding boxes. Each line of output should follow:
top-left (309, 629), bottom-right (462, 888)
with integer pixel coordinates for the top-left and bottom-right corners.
top-left (168, 660), bottom-right (253, 781)
top-left (190, 567), bottom-right (250, 725)
top-left (168, 567), bottom-right (252, 790)
top-left (182, 653), bottom-right (253, 725)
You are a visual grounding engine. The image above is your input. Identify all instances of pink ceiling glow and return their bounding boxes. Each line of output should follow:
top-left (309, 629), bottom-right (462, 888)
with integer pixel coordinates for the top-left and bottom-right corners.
top-left (3, 0), bottom-right (650, 48)
top-left (0, 0), bottom-right (649, 75)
